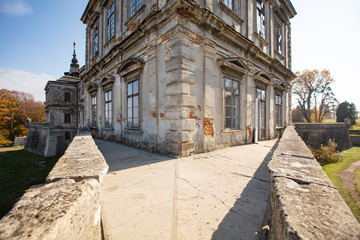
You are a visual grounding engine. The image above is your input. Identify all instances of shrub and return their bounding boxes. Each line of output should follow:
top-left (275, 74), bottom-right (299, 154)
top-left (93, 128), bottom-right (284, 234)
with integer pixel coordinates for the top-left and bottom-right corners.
top-left (311, 139), bottom-right (341, 165)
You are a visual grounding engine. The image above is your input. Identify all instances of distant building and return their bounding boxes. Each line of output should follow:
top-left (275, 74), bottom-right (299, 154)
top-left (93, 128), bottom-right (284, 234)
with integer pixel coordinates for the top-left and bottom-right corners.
top-left (25, 46), bottom-right (80, 156)
top-left (324, 111), bottom-right (336, 120)
top-left (28, 0), bottom-right (297, 157)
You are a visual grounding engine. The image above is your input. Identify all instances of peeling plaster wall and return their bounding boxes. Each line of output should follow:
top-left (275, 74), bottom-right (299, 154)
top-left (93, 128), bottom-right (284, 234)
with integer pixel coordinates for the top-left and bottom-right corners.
top-left (80, 0), bottom-right (295, 156)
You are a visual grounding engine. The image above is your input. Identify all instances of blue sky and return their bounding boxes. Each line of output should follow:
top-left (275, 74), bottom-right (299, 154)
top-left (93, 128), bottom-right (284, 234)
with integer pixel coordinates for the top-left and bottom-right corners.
top-left (0, 0), bottom-right (359, 110)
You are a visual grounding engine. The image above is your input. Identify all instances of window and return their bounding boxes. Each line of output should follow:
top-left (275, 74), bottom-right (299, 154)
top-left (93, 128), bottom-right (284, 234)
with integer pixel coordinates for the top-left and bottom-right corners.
top-left (104, 90), bottom-right (112, 127)
top-left (64, 92), bottom-right (71, 102)
top-left (129, 0), bottom-right (142, 17)
top-left (127, 79), bottom-right (139, 129)
top-left (91, 95), bottom-right (97, 125)
top-left (275, 94), bottom-right (282, 127)
top-left (225, 77), bottom-right (240, 129)
top-left (223, 0), bottom-right (233, 10)
top-left (256, 0), bottom-right (265, 38)
top-left (276, 26), bottom-right (282, 54)
top-left (256, 88), bottom-right (266, 129)
top-left (93, 26), bottom-right (99, 56)
top-left (64, 113), bottom-right (71, 123)
top-left (65, 132), bottom-right (71, 140)
top-left (107, 2), bottom-right (115, 41)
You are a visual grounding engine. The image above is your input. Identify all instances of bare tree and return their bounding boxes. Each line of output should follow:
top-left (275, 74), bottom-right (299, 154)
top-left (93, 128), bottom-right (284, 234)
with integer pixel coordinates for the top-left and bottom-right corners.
top-left (292, 69), bottom-right (337, 123)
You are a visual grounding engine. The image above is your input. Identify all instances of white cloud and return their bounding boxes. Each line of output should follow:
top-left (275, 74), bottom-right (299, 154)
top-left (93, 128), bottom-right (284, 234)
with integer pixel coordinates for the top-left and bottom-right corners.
top-left (0, 0), bottom-right (32, 16)
top-left (0, 67), bottom-right (55, 101)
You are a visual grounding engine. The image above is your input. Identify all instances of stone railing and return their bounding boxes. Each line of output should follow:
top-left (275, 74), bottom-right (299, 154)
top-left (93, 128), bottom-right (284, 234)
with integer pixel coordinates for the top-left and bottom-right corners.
top-left (268, 126), bottom-right (360, 239)
top-left (0, 128), bottom-right (109, 240)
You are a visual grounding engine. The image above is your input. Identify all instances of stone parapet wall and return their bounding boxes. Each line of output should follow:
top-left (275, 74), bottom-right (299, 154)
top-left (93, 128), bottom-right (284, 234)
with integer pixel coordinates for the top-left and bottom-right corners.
top-left (24, 122), bottom-right (51, 156)
top-left (351, 136), bottom-right (360, 146)
top-left (0, 128), bottom-right (108, 240)
top-left (13, 137), bottom-right (26, 146)
top-left (268, 126), bottom-right (360, 239)
top-left (294, 122), bottom-right (352, 151)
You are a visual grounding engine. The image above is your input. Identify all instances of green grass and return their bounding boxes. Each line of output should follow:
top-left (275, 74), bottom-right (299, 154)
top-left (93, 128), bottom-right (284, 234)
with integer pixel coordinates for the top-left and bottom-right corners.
top-left (322, 119), bottom-right (336, 123)
top-left (0, 146), bottom-right (58, 218)
top-left (322, 147), bottom-right (360, 222)
top-left (354, 167), bottom-right (360, 198)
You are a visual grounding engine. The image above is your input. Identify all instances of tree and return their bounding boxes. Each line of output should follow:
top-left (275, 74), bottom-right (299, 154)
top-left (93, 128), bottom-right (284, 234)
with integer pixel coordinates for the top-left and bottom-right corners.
top-left (292, 69), bottom-right (338, 123)
top-left (0, 89), bottom-right (45, 144)
top-left (336, 101), bottom-right (357, 125)
top-left (0, 89), bottom-right (19, 143)
top-left (292, 106), bottom-right (305, 122)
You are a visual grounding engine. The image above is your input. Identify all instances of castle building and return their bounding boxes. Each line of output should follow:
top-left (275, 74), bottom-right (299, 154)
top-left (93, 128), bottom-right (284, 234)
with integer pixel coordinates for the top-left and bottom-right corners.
top-left (77, 0), bottom-right (296, 156)
top-left (27, 0), bottom-right (296, 157)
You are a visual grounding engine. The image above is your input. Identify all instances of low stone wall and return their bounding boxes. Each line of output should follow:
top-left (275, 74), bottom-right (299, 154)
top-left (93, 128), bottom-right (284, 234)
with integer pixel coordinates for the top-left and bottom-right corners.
top-left (13, 136), bottom-right (26, 146)
top-left (294, 122), bottom-right (352, 151)
top-left (0, 128), bottom-right (109, 240)
top-left (268, 126), bottom-right (360, 239)
top-left (24, 122), bottom-right (51, 156)
top-left (351, 135), bottom-right (360, 146)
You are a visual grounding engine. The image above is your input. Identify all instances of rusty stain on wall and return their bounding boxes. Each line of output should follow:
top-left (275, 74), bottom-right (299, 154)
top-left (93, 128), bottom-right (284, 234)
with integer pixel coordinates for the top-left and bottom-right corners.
top-left (247, 125), bottom-right (252, 142)
top-left (203, 118), bottom-right (214, 137)
top-left (151, 107), bottom-right (157, 117)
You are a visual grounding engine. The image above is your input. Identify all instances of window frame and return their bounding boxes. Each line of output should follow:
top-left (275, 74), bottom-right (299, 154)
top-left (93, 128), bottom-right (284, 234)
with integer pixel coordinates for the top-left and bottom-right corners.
top-left (91, 94), bottom-right (97, 126)
top-left (256, 0), bottom-right (266, 38)
top-left (223, 0), bottom-right (234, 11)
top-left (276, 25), bottom-right (283, 54)
top-left (64, 92), bottom-right (71, 102)
top-left (107, 2), bottom-right (115, 41)
top-left (224, 76), bottom-right (241, 130)
top-left (64, 113), bottom-right (71, 124)
top-left (127, 79), bottom-right (140, 130)
top-left (93, 26), bottom-right (99, 56)
top-left (104, 89), bottom-right (112, 128)
top-left (129, 0), bottom-right (142, 18)
top-left (275, 93), bottom-right (283, 127)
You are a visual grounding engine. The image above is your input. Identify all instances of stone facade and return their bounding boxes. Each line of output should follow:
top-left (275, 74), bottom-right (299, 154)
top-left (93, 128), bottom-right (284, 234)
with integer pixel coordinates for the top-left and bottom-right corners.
top-left (78, 0), bottom-right (296, 156)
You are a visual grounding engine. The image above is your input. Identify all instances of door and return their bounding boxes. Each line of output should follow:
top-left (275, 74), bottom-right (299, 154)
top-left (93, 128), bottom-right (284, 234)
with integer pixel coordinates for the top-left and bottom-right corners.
top-left (256, 88), bottom-right (266, 141)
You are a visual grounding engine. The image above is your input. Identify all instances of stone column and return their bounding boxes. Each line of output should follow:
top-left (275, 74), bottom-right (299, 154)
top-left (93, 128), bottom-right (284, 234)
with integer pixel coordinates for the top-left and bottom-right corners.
top-left (202, 43), bottom-right (217, 152)
top-left (165, 35), bottom-right (195, 156)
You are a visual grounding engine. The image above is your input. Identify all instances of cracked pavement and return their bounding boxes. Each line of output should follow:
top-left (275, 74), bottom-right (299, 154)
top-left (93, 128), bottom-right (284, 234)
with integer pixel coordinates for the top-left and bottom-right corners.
top-left (96, 139), bottom-right (277, 240)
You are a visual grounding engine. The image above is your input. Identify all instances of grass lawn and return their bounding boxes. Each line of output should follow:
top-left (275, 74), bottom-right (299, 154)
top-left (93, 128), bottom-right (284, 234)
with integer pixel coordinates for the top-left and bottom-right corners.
top-left (0, 146), bottom-right (58, 218)
top-left (322, 147), bottom-right (360, 222)
top-left (350, 119), bottom-right (360, 131)
top-left (322, 119), bottom-right (336, 123)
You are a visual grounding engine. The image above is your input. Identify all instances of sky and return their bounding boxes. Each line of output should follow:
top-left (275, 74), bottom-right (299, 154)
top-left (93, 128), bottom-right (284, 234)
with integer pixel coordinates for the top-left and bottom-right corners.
top-left (0, 0), bottom-right (359, 109)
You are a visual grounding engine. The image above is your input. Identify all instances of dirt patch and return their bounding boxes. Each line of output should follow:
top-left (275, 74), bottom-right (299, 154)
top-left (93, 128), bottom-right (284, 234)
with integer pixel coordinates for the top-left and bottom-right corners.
top-left (340, 160), bottom-right (360, 208)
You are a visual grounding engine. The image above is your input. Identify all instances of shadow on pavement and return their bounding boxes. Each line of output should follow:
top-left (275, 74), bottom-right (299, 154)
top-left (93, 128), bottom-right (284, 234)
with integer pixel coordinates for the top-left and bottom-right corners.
top-left (94, 139), bottom-right (175, 172)
top-left (211, 140), bottom-right (279, 240)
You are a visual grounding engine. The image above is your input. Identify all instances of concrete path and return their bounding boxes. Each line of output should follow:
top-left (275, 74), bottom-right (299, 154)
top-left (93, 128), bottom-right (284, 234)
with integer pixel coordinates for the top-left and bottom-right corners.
top-left (96, 139), bottom-right (278, 240)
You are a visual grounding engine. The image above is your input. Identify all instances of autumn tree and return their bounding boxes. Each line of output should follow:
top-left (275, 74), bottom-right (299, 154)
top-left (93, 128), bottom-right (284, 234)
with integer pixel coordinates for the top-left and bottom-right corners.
top-left (0, 89), bottom-right (45, 144)
top-left (0, 89), bottom-right (20, 143)
top-left (292, 69), bottom-right (338, 123)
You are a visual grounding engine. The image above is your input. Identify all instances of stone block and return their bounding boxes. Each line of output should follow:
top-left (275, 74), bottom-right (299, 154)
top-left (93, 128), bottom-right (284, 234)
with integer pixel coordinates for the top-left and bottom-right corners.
top-left (0, 179), bottom-right (102, 240)
top-left (165, 107), bottom-right (190, 119)
top-left (167, 69), bottom-right (195, 84)
top-left (169, 119), bottom-right (195, 131)
top-left (165, 56), bottom-right (193, 72)
top-left (167, 94), bottom-right (195, 108)
top-left (166, 131), bottom-right (190, 143)
top-left (46, 131), bottom-right (109, 183)
top-left (166, 81), bottom-right (191, 96)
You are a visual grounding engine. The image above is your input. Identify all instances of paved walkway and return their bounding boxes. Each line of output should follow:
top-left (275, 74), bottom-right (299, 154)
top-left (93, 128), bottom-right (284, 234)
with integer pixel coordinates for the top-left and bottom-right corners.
top-left (95, 139), bottom-right (278, 240)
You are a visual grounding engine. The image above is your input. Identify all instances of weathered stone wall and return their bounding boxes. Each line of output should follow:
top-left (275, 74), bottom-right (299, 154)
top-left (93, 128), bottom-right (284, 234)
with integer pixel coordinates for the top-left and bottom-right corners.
top-left (351, 135), bottom-right (360, 146)
top-left (13, 136), bottom-right (26, 146)
top-left (268, 126), bottom-right (360, 239)
top-left (294, 123), bottom-right (352, 151)
top-left (0, 128), bottom-right (108, 240)
top-left (24, 122), bottom-right (53, 156)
